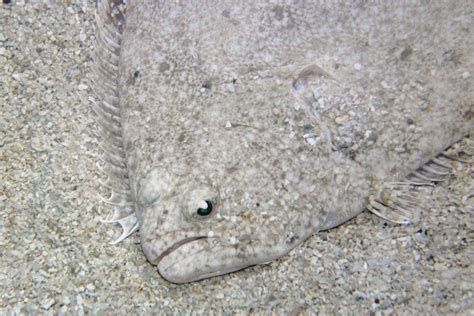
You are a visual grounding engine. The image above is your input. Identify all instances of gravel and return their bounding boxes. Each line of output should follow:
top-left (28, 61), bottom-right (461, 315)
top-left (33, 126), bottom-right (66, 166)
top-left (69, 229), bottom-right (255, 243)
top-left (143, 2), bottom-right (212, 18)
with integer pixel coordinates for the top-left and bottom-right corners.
top-left (1, 1), bottom-right (473, 314)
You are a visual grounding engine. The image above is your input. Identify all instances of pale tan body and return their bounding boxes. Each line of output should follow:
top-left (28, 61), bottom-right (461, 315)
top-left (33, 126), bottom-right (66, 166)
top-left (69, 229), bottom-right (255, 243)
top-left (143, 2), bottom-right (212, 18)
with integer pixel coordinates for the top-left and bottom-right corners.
top-left (93, 1), bottom-right (473, 282)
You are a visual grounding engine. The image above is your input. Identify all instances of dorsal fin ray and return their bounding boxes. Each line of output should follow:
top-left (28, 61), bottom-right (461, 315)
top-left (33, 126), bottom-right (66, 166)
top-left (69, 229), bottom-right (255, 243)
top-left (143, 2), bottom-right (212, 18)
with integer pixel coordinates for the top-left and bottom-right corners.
top-left (368, 135), bottom-right (473, 224)
top-left (92, 0), bottom-right (137, 244)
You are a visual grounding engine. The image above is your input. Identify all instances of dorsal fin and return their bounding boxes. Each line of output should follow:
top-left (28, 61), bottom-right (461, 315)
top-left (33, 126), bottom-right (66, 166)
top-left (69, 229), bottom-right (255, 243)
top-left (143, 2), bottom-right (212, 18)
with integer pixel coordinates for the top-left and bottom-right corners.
top-left (91, 0), bottom-right (138, 243)
top-left (367, 135), bottom-right (473, 224)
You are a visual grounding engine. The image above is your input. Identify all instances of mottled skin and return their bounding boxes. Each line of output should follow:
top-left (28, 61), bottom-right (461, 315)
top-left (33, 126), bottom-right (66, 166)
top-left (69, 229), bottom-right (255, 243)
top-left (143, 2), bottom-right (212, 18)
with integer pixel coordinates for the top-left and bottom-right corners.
top-left (114, 1), bottom-right (472, 282)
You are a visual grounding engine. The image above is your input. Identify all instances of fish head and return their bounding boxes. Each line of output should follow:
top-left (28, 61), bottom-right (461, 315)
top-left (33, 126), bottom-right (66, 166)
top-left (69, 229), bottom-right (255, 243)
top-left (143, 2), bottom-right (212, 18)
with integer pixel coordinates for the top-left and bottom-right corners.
top-left (133, 82), bottom-right (331, 283)
top-left (137, 169), bottom-right (318, 283)
top-left (118, 2), bottom-right (354, 282)
top-left (113, 0), bottom-right (370, 283)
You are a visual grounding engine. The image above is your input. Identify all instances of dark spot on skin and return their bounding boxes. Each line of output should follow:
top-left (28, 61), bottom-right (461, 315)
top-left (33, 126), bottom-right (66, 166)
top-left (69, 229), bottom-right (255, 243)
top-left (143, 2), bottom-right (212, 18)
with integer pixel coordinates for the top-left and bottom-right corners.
top-left (389, 167), bottom-right (398, 176)
top-left (442, 49), bottom-right (462, 65)
top-left (127, 70), bottom-right (140, 85)
top-left (125, 140), bottom-right (133, 151)
top-left (159, 62), bottom-right (170, 72)
top-left (303, 124), bottom-right (313, 133)
top-left (226, 166), bottom-right (238, 173)
top-left (266, 294), bottom-right (276, 302)
top-left (221, 10), bottom-right (230, 18)
top-left (400, 46), bottom-right (413, 61)
top-left (348, 150), bottom-right (357, 161)
top-left (464, 108), bottom-right (474, 120)
top-left (272, 5), bottom-right (284, 21)
top-left (251, 142), bottom-right (263, 150)
top-left (229, 19), bottom-right (239, 26)
top-left (155, 218), bottom-right (164, 227)
top-left (240, 235), bottom-right (252, 242)
top-left (287, 235), bottom-right (298, 244)
top-left (201, 82), bottom-right (211, 90)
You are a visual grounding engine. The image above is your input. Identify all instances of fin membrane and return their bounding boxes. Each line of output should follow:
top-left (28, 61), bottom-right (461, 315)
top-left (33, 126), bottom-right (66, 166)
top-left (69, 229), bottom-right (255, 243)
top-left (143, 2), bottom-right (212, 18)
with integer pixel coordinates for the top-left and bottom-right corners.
top-left (92, 0), bottom-right (137, 243)
top-left (368, 136), bottom-right (473, 224)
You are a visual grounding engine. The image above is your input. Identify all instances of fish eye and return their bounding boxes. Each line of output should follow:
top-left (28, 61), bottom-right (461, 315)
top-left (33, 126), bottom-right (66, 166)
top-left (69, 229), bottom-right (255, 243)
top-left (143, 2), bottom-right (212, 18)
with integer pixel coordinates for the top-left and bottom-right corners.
top-left (182, 186), bottom-right (219, 221)
top-left (196, 200), bottom-right (213, 216)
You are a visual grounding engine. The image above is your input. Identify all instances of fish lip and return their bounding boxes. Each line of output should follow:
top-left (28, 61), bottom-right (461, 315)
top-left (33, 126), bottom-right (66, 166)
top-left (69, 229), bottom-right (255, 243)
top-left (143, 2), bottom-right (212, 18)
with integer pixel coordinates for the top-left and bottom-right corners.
top-left (155, 237), bottom-right (254, 283)
top-left (153, 236), bottom-right (208, 265)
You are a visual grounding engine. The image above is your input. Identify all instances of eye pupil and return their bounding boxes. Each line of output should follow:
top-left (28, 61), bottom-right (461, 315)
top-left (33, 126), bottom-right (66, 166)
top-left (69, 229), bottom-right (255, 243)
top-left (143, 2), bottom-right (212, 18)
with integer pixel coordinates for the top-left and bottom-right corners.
top-left (197, 200), bottom-right (213, 216)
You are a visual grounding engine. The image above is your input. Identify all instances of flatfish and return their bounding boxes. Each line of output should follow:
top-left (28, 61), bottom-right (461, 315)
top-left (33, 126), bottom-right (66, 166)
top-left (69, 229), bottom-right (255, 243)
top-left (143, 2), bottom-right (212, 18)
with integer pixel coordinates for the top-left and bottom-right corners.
top-left (91, 0), bottom-right (473, 283)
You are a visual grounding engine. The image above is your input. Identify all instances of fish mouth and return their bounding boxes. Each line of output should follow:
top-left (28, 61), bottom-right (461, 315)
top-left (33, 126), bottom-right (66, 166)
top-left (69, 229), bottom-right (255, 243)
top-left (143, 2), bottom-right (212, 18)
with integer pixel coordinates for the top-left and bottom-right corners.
top-left (154, 235), bottom-right (254, 283)
top-left (154, 236), bottom-right (208, 266)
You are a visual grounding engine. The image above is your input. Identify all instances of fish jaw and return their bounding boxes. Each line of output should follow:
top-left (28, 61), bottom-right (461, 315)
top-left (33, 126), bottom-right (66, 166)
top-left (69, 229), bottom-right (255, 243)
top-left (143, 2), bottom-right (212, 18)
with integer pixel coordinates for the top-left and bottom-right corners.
top-left (139, 207), bottom-right (315, 283)
top-left (150, 234), bottom-right (294, 284)
top-left (140, 231), bottom-right (250, 283)
top-left (140, 224), bottom-right (267, 283)
top-left (155, 238), bottom-right (255, 283)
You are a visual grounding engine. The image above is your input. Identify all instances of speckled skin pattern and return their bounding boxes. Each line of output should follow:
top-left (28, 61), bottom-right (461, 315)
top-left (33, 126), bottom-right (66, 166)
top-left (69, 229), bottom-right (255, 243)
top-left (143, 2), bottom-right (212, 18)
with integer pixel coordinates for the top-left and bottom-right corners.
top-left (116, 1), bottom-right (472, 282)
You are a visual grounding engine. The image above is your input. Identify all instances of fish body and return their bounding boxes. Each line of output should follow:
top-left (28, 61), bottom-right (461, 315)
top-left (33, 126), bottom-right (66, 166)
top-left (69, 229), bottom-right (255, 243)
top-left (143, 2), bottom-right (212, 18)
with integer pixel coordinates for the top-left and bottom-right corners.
top-left (92, 0), bottom-right (473, 283)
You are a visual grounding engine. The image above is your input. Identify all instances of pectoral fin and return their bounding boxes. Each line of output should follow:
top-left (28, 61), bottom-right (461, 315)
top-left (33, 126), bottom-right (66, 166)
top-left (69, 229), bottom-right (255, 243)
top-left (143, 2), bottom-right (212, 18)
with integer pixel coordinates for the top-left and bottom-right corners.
top-left (368, 136), bottom-right (472, 224)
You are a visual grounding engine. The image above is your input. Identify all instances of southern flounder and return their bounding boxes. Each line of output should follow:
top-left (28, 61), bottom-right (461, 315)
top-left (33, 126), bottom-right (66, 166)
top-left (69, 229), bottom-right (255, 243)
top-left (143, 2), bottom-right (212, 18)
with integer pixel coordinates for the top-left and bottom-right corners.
top-left (91, 0), bottom-right (473, 283)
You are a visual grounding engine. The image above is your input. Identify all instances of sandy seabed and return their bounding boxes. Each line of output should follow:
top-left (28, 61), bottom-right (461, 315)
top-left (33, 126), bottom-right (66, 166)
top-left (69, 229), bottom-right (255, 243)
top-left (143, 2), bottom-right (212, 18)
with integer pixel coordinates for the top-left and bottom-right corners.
top-left (1, 1), bottom-right (473, 314)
